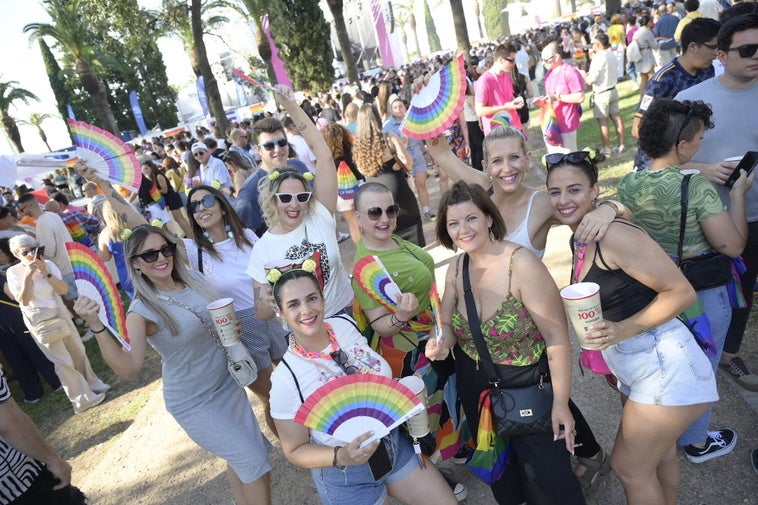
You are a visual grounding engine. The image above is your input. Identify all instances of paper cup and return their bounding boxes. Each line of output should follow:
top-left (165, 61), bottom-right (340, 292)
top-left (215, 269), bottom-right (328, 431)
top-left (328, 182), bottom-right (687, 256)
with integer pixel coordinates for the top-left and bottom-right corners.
top-left (398, 375), bottom-right (430, 438)
top-left (207, 298), bottom-right (239, 346)
top-left (560, 282), bottom-right (603, 350)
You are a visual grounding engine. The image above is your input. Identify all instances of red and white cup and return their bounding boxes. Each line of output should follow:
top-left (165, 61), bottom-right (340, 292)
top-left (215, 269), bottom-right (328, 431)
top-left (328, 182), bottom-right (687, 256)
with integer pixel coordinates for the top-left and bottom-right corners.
top-left (207, 298), bottom-right (239, 346)
top-left (560, 282), bottom-right (604, 350)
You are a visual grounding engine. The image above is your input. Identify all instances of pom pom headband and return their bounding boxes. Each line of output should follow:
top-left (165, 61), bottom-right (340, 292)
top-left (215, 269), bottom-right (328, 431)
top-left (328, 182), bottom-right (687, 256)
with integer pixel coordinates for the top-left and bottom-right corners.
top-left (268, 169), bottom-right (314, 191)
top-left (265, 256), bottom-right (321, 289)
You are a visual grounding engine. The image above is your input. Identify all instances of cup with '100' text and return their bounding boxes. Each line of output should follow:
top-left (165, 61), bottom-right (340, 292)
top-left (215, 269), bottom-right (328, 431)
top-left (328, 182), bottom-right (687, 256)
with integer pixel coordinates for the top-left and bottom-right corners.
top-left (560, 282), bottom-right (604, 350)
top-left (207, 298), bottom-right (240, 346)
top-left (398, 375), bottom-right (430, 438)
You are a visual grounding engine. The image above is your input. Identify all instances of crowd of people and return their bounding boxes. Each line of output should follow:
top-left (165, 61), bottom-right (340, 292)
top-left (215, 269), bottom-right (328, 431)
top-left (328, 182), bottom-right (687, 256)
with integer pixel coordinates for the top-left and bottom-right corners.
top-left (0, 1), bottom-right (757, 503)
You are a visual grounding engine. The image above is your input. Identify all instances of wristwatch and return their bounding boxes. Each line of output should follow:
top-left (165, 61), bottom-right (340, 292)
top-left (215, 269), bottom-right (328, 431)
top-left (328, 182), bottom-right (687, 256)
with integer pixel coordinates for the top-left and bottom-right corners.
top-left (332, 446), bottom-right (346, 470)
top-left (46, 273), bottom-right (52, 278)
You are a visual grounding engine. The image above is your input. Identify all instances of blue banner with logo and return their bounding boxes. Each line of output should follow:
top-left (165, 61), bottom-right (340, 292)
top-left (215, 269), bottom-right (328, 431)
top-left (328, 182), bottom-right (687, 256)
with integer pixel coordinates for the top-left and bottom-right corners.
top-left (196, 76), bottom-right (210, 117)
top-left (129, 90), bottom-right (148, 135)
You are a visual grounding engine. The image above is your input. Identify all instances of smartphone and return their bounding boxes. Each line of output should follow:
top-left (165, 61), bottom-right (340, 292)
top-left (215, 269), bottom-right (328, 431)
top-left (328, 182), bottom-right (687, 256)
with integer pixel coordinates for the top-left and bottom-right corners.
top-left (367, 440), bottom-right (393, 481)
top-left (724, 151), bottom-right (758, 189)
top-left (34, 246), bottom-right (45, 260)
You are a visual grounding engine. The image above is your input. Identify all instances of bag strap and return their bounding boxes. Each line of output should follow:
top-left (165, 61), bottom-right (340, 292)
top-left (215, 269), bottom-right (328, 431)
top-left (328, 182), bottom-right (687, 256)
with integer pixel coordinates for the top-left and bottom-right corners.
top-left (280, 356), bottom-right (305, 404)
top-left (197, 247), bottom-right (204, 274)
top-left (677, 174), bottom-right (692, 266)
top-left (462, 254), bottom-right (502, 384)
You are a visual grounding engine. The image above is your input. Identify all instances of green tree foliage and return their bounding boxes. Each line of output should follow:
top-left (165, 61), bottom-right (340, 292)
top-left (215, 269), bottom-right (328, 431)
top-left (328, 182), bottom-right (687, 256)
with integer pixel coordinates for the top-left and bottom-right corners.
top-left (423, 0), bottom-right (441, 53)
top-left (18, 113), bottom-right (55, 151)
top-left (0, 81), bottom-right (39, 153)
top-left (267, 0), bottom-right (334, 92)
top-left (483, 0), bottom-right (509, 40)
top-left (38, 39), bottom-right (71, 121)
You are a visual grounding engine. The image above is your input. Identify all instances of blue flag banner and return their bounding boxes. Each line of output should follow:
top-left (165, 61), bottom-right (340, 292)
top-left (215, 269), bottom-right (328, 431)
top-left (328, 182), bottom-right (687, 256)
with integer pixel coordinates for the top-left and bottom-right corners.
top-left (66, 104), bottom-right (76, 120)
top-left (129, 90), bottom-right (148, 135)
top-left (196, 76), bottom-right (210, 117)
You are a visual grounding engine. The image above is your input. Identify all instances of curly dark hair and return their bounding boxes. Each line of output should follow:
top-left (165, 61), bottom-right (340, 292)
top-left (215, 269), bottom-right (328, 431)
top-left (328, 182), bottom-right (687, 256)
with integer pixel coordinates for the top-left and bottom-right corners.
top-left (638, 99), bottom-right (714, 158)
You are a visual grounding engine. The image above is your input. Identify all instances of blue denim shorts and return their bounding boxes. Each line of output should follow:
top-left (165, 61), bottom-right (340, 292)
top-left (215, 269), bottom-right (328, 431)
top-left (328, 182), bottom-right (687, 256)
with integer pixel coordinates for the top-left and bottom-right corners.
top-left (602, 318), bottom-right (718, 406)
top-left (311, 428), bottom-right (418, 505)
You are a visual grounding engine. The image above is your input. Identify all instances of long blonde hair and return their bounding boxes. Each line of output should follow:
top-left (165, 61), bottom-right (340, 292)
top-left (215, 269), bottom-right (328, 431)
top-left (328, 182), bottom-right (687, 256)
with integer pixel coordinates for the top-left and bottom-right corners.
top-left (353, 104), bottom-right (386, 177)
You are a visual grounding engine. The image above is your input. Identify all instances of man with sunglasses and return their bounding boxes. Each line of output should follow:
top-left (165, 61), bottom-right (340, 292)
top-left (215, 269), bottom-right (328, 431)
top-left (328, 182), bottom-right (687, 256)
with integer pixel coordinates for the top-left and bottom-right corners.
top-left (632, 18), bottom-right (721, 171)
top-left (474, 43), bottom-right (524, 135)
top-left (235, 117), bottom-right (309, 235)
top-left (190, 142), bottom-right (233, 190)
top-left (534, 42), bottom-right (585, 154)
top-left (228, 128), bottom-right (257, 169)
top-left (676, 13), bottom-right (758, 392)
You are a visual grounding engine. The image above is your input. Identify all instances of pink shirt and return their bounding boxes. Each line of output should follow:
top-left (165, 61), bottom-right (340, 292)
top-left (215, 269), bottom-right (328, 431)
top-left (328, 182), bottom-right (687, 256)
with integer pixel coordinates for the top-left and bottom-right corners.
top-left (475, 70), bottom-right (523, 134)
top-left (543, 63), bottom-right (585, 134)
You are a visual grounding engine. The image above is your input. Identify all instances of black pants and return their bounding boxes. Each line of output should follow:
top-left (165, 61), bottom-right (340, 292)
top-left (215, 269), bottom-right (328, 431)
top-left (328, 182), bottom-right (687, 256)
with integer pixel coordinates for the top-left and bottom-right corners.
top-left (724, 220), bottom-right (758, 354)
top-left (466, 121), bottom-right (485, 172)
top-left (454, 347), bottom-right (586, 505)
top-left (12, 467), bottom-right (86, 505)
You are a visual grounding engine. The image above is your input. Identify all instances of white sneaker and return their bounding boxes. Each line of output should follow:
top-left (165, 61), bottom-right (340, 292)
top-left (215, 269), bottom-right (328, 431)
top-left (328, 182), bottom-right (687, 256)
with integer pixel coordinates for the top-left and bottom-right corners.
top-left (81, 329), bottom-right (94, 342)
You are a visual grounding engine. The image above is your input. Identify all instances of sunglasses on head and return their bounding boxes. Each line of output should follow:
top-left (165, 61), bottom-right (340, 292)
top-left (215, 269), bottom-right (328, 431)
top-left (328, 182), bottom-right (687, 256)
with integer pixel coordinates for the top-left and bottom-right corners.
top-left (258, 137), bottom-right (288, 151)
top-left (330, 349), bottom-right (360, 375)
top-left (544, 151), bottom-right (598, 178)
top-left (364, 204), bottom-right (400, 221)
top-left (192, 151), bottom-right (207, 157)
top-left (132, 242), bottom-right (177, 263)
top-left (542, 54), bottom-right (556, 63)
top-left (275, 192), bottom-right (312, 204)
top-left (726, 43), bottom-right (758, 59)
top-left (189, 194), bottom-right (217, 214)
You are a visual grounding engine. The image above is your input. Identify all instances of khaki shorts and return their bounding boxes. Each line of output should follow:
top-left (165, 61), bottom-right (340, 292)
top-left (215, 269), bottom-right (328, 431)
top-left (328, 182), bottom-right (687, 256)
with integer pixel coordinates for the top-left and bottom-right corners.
top-left (592, 88), bottom-right (620, 119)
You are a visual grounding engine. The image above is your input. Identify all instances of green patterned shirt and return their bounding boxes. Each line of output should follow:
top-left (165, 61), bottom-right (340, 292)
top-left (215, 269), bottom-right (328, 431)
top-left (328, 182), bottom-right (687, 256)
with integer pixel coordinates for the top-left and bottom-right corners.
top-left (618, 167), bottom-right (724, 255)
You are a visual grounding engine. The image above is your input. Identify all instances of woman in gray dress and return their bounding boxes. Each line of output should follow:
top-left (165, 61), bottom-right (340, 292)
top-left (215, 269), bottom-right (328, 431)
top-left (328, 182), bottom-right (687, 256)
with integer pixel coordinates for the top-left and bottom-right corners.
top-left (74, 225), bottom-right (272, 505)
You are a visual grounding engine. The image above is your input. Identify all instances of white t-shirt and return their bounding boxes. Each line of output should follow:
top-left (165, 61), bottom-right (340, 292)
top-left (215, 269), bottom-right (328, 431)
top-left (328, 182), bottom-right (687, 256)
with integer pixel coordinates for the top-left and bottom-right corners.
top-left (200, 156), bottom-right (233, 188)
top-left (270, 317), bottom-right (392, 447)
top-left (6, 260), bottom-right (62, 309)
top-left (246, 201), bottom-right (353, 316)
top-left (35, 211), bottom-right (73, 275)
top-left (286, 134), bottom-right (317, 173)
top-left (183, 229), bottom-right (259, 312)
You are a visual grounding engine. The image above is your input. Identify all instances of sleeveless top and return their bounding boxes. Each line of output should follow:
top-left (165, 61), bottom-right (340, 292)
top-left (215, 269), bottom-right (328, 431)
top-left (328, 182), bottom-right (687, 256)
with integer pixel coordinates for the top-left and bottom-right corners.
top-left (504, 191), bottom-right (545, 258)
top-left (580, 232), bottom-right (657, 322)
top-left (451, 247), bottom-right (546, 366)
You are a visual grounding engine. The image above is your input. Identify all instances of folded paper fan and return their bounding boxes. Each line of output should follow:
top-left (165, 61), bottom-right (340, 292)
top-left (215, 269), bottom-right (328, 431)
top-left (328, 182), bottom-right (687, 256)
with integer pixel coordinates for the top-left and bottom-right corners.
top-left (429, 283), bottom-right (443, 339)
top-left (490, 111), bottom-right (513, 129)
top-left (353, 255), bottom-right (401, 309)
top-left (67, 119), bottom-right (141, 192)
top-left (401, 54), bottom-right (467, 140)
top-left (233, 70), bottom-right (275, 92)
top-left (294, 374), bottom-right (424, 444)
top-left (66, 242), bottom-right (130, 350)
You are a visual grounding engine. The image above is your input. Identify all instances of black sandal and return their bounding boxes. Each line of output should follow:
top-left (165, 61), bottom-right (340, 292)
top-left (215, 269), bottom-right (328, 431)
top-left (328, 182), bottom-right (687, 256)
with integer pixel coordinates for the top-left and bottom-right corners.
top-left (575, 447), bottom-right (611, 492)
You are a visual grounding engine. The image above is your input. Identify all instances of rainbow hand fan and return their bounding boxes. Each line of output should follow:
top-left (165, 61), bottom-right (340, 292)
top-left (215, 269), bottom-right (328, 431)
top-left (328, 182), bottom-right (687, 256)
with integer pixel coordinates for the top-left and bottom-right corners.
top-left (233, 70), bottom-right (275, 92)
top-left (429, 283), bottom-right (443, 342)
top-left (540, 102), bottom-right (562, 147)
top-left (67, 119), bottom-right (141, 192)
top-left (401, 54), bottom-right (467, 140)
top-left (490, 111), bottom-right (512, 129)
top-left (65, 242), bottom-right (130, 350)
top-left (353, 255), bottom-right (401, 309)
top-left (294, 374), bottom-right (424, 445)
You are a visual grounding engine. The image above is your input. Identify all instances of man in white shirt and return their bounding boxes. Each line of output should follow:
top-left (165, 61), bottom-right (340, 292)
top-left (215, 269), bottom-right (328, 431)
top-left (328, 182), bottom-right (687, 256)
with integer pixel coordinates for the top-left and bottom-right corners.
top-left (282, 117), bottom-right (317, 173)
top-left (190, 142), bottom-right (233, 189)
top-left (583, 32), bottom-right (625, 156)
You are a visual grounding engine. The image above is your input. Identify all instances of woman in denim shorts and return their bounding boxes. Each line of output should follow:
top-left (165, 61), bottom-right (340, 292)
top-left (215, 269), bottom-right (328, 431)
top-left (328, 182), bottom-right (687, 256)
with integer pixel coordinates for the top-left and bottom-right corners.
top-left (546, 151), bottom-right (717, 505)
top-left (269, 268), bottom-right (456, 505)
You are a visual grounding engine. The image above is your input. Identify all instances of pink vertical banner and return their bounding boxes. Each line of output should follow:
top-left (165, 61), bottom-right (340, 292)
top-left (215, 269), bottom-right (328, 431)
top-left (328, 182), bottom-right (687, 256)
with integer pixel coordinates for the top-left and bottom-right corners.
top-left (370, 0), bottom-right (395, 68)
top-left (262, 15), bottom-right (293, 89)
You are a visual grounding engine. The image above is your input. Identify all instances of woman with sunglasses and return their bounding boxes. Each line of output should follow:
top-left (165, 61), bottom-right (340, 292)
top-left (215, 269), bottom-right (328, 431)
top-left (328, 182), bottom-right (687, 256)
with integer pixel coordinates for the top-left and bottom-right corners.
top-left (248, 86), bottom-right (353, 322)
top-left (353, 104), bottom-right (425, 247)
top-left (545, 151), bottom-right (717, 505)
top-left (425, 181), bottom-right (585, 505)
top-left (351, 182), bottom-right (467, 497)
top-left (73, 225), bottom-right (273, 505)
top-left (223, 150), bottom-right (255, 196)
top-left (137, 162), bottom-right (192, 237)
top-left (183, 184), bottom-right (287, 436)
top-left (268, 267), bottom-right (457, 505)
top-left (6, 234), bottom-right (109, 414)
top-left (618, 99), bottom-right (752, 463)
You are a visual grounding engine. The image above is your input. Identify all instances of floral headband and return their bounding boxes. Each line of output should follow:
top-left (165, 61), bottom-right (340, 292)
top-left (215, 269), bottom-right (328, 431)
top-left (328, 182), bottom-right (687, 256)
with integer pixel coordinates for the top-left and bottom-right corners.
top-left (268, 169), bottom-right (314, 190)
top-left (119, 220), bottom-right (165, 241)
top-left (266, 257), bottom-right (318, 284)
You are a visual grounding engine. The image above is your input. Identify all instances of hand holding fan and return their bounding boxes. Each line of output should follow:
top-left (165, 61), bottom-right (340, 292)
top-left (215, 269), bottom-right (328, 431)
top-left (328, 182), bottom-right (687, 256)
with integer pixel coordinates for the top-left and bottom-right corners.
top-left (353, 256), bottom-right (401, 309)
top-left (401, 54), bottom-right (467, 140)
top-left (65, 242), bottom-right (130, 350)
top-left (67, 119), bottom-right (142, 192)
top-left (294, 374), bottom-right (424, 446)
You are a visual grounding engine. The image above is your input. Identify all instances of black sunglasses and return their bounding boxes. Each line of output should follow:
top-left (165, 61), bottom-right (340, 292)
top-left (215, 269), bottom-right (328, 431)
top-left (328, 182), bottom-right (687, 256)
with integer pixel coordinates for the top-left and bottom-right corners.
top-left (132, 242), bottom-right (177, 263)
top-left (275, 192), bottom-right (312, 204)
top-left (330, 349), bottom-right (360, 375)
top-left (504, 56), bottom-right (515, 63)
top-left (726, 43), bottom-right (758, 59)
top-left (192, 151), bottom-right (207, 157)
top-left (545, 151), bottom-right (594, 170)
top-left (364, 204), bottom-right (400, 221)
top-left (702, 42), bottom-right (718, 50)
top-left (189, 194), bottom-right (217, 214)
top-left (258, 137), bottom-right (288, 151)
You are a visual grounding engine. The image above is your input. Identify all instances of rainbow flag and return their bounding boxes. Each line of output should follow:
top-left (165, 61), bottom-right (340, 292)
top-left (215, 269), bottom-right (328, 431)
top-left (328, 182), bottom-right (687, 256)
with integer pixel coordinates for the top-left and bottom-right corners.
top-left (65, 219), bottom-right (89, 246)
top-left (467, 390), bottom-right (511, 484)
top-left (148, 183), bottom-right (165, 208)
top-left (249, 103), bottom-right (265, 115)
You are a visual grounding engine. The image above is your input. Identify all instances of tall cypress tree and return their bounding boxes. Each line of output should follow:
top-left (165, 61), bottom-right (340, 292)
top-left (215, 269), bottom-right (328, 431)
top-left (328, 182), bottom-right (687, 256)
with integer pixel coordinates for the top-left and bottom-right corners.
top-left (424, 0), bottom-right (441, 53)
top-left (38, 38), bottom-right (70, 120)
top-left (268, 0), bottom-right (334, 91)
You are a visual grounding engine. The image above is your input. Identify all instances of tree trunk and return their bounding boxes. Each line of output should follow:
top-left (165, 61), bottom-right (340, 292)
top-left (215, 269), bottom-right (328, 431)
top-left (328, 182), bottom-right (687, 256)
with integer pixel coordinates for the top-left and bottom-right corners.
top-left (191, 0), bottom-right (229, 133)
top-left (37, 126), bottom-right (51, 151)
top-left (327, 0), bottom-right (359, 84)
top-left (254, 26), bottom-right (277, 85)
top-left (554, 0), bottom-right (562, 18)
top-left (605, 0), bottom-right (621, 15)
top-left (409, 14), bottom-right (421, 57)
top-left (1, 114), bottom-right (23, 153)
top-left (76, 57), bottom-right (120, 136)
top-left (473, 0), bottom-right (483, 40)
top-left (449, 0), bottom-right (471, 58)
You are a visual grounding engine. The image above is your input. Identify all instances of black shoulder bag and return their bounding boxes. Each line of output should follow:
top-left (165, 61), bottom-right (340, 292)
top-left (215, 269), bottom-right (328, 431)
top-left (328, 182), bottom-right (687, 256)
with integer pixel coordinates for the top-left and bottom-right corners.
top-left (677, 174), bottom-right (732, 291)
top-left (462, 254), bottom-right (553, 437)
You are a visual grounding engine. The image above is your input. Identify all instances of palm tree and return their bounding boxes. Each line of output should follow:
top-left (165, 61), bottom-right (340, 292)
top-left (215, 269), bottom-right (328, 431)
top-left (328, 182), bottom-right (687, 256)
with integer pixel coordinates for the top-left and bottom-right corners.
top-left (472, 0), bottom-right (484, 40)
top-left (394, 9), bottom-right (411, 62)
top-left (0, 81), bottom-right (39, 154)
top-left (325, 0), bottom-right (359, 84)
top-left (24, 0), bottom-right (120, 136)
top-left (396, 1), bottom-right (421, 59)
top-left (18, 112), bottom-right (56, 151)
top-left (235, 0), bottom-right (276, 84)
top-left (190, 0), bottom-right (229, 134)
top-left (449, 0), bottom-right (471, 57)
